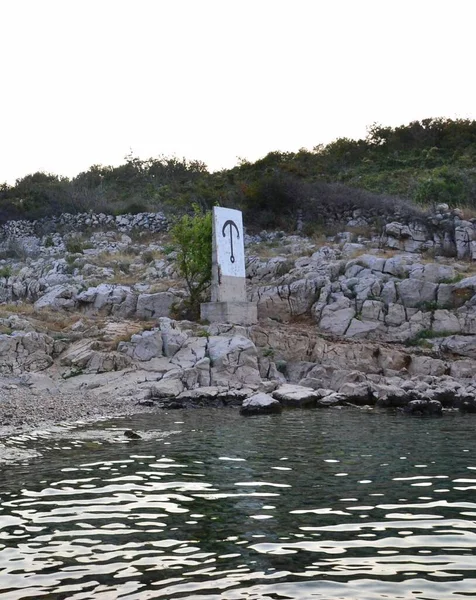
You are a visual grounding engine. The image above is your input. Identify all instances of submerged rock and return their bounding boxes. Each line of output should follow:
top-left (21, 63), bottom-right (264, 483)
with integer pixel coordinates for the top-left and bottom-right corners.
top-left (124, 429), bottom-right (142, 439)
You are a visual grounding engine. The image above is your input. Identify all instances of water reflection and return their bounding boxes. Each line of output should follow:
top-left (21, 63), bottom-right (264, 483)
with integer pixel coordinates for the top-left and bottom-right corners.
top-left (1, 409), bottom-right (476, 599)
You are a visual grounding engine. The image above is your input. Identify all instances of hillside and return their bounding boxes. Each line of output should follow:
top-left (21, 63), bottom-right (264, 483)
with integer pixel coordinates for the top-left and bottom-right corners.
top-left (1, 118), bottom-right (476, 230)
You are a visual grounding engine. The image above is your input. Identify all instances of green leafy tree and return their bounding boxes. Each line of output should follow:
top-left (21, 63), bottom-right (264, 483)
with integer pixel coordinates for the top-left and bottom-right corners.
top-left (171, 207), bottom-right (212, 319)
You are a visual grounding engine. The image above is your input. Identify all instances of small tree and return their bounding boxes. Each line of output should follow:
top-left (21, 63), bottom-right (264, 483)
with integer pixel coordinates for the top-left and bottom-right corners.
top-left (171, 208), bottom-right (212, 319)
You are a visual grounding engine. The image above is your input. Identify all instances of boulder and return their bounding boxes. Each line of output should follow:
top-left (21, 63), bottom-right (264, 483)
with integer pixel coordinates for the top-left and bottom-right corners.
top-left (60, 339), bottom-right (132, 373)
top-left (397, 279), bottom-right (438, 309)
top-left (316, 392), bottom-right (345, 407)
top-left (449, 359), bottom-right (476, 379)
top-left (135, 292), bottom-right (176, 319)
top-left (240, 393), bottom-right (282, 416)
top-left (338, 382), bottom-right (374, 404)
top-left (171, 337), bottom-right (207, 369)
top-left (440, 335), bottom-right (476, 359)
top-left (254, 278), bottom-right (323, 322)
top-left (407, 356), bottom-right (447, 377)
top-left (318, 297), bottom-right (355, 336)
top-left (405, 399), bottom-right (443, 416)
top-left (149, 377), bottom-right (184, 399)
top-left (208, 335), bottom-right (261, 388)
top-left (119, 329), bottom-right (163, 361)
top-left (272, 384), bottom-right (318, 407)
top-left (34, 284), bottom-right (77, 311)
top-left (345, 319), bottom-right (382, 339)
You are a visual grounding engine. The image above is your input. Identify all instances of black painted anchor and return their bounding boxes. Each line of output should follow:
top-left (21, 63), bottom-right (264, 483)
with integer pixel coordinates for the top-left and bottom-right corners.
top-left (222, 219), bottom-right (240, 263)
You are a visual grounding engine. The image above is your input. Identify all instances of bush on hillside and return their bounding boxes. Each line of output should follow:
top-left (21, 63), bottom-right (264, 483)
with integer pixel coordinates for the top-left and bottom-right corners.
top-left (1, 117), bottom-right (475, 224)
top-left (170, 208), bottom-right (212, 320)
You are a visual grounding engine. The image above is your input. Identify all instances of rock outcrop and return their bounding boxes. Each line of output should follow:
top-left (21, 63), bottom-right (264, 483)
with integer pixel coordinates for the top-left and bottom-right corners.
top-left (3, 205), bottom-right (476, 419)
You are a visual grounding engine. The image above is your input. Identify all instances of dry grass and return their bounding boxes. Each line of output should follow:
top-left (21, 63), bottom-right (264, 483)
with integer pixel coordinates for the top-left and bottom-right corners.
top-left (148, 279), bottom-right (181, 293)
top-left (99, 320), bottom-right (157, 350)
top-left (129, 230), bottom-right (171, 245)
top-left (105, 273), bottom-right (140, 286)
top-left (88, 251), bottom-right (139, 268)
top-left (0, 304), bottom-right (83, 332)
top-left (347, 224), bottom-right (378, 239)
top-left (460, 207), bottom-right (476, 220)
top-left (247, 242), bottom-right (284, 259)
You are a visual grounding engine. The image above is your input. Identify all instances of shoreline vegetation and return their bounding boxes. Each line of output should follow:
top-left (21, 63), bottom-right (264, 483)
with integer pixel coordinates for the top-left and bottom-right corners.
top-left (1, 118), bottom-right (476, 231)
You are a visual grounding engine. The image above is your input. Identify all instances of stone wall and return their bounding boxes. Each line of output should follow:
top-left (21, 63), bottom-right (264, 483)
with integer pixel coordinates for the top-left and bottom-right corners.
top-left (0, 211), bottom-right (168, 240)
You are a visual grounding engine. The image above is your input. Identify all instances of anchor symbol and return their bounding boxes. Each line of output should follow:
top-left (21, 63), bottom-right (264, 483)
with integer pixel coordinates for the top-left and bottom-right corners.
top-left (222, 219), bottom-right (240, 263)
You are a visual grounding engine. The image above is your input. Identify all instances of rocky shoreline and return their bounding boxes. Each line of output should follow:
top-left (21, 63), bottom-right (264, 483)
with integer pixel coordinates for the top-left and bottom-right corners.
top-left (3, 204), bottom-right (476, 451)
top-left (0, 375), bottom-right (161, 439)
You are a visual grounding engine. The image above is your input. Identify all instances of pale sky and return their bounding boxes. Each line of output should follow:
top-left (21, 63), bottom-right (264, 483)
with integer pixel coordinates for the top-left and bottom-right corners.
top-left (1, 0), bottom-right (475, 184)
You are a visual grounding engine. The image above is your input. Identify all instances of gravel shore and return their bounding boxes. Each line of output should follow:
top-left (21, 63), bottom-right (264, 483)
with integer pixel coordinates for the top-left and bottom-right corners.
top-left (0, 376), bottom-right (156, 440)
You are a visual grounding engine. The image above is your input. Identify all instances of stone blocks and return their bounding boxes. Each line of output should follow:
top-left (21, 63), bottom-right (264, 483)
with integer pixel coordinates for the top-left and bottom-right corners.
top-left (200, 301), bottom-right (257, 325)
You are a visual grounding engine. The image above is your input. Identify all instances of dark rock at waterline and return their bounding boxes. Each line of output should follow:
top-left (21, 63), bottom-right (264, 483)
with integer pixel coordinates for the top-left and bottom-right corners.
top-left (136, 399), bottom-right (155, 407)
top-left (404, 399), bottom-right (443, 416)
top-left (317, 393), bottom-right (345, 408)
top-left (456, 396), bottom-right (476, 413)
top-left (124, 430), bottom-right (142, 439)
top-left (240, 393), bottom-right (282, 416)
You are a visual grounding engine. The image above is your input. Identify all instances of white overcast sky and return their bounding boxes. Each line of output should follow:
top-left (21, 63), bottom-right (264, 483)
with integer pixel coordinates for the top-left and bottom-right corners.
top-left (1, 0), bottom-right (475, 183)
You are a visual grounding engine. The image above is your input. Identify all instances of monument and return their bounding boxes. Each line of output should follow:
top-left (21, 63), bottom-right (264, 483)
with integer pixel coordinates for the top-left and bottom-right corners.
top-left (200, 207), bottom-right (258, 325)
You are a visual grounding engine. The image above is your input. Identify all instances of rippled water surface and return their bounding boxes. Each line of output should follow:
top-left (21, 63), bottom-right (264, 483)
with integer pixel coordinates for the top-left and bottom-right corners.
top-left (1, 409), bottom-right (476, 599)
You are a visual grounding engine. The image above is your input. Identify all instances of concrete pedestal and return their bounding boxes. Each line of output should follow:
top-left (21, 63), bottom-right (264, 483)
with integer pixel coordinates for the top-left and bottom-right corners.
top-left (200, 301), bottom-right (258, 325)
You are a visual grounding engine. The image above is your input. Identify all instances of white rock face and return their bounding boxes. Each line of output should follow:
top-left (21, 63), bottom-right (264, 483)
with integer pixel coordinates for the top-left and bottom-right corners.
top-left (59, 338), bottom-right (131, 373)
top-left (440, 335), bottom-right (476, 358)
top-left (0, 332), bottom-right (55, 374)
top-left (319, 297), bottom-right (355, 336)
top-left (135, 292), bottom-right (175, 319)
top-left (119, 330), bottom-right (163, 361)
top-left (208, 335), bottom-right (261, 388)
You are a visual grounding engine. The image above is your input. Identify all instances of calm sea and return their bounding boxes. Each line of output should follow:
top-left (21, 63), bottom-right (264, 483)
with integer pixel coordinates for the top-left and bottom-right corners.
top-left (1, 408), bottom-right (475, 599)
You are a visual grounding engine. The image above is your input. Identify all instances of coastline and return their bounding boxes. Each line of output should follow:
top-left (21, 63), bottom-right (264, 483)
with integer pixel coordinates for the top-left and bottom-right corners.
top-left (0, 375), bottom-right (158, 450)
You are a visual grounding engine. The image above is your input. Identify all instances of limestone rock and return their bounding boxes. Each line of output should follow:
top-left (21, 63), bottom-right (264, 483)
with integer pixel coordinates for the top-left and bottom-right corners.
top-left (397, 279), bottom-right (438, 309)
top-left (345, 319), bottom-right (382, 339)
top-left (136, 292), bottom-right (175, 319)
top-left (149, 377), bottom-right (184, 399)
top-left (240, 392), bottom-right (282, 416)
top-left (407, 355), bottom-right (447, 377)
top-left (60, 338), bottom-right (132, 373)
top-left (272, 383), bottom-right (318, 407)
top-left (440, 335), bottom-right (476, 358)
top-left (0, 332), bottom-right (54, 375)
top-left (34, 284), bottom-right (77, 311)
top-left (316, 392), bottom-right (345, 407)
top-left (318, 296), bottom-right (355, 336)
top-left (208, 335), bottom-right (261, 388)
top-left (119, 329), bottom-right (163, 361)
top-left (338, 382), bottom-right (374, 404)
top-left (171, 337), bottom-right (207, 370)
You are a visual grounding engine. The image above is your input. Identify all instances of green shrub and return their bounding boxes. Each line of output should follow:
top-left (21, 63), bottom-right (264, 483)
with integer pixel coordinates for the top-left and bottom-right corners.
top-left (0, 265), bottom-right (12, 278)
top-left (65, 239), bottom-right (85, 254)
top-left (171, 207), bottom-right (212, 320)
top-left (142, 250), bottom-right (155, 264)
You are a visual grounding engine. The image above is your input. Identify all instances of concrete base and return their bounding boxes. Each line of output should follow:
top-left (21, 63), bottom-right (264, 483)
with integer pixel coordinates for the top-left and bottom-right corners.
top-left (200, 301), bottom-right (258, 325)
